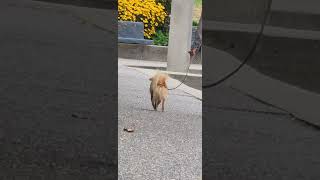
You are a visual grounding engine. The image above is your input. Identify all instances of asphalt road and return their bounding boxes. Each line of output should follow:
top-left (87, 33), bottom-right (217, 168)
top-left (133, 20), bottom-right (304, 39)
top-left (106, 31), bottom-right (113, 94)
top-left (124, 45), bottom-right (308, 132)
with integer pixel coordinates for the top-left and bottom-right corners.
top-left (119, 62), bottom-right (320, 180)
top-left (118, 65), bottom-right (202, 180)
top-left (0, 1), bottom-right (117, 179)
top-left (204, 85), bottom-right (320, 180)
top-left (2, 0), bottom-right (320, 179)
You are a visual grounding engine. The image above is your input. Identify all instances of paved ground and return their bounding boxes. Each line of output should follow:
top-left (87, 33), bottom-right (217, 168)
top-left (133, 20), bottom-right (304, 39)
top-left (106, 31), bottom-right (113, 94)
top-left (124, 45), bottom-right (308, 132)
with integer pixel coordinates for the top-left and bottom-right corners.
top-left (0, 0), bottom-right (117, 179)
top-left (204, 84), bottom-right (320, 179)
top-left (118, 65), bottom-right (202, 180)
top-left (119, 60), bottom-right (320, 180)
top-left (205, 20), bottom-right (320, 94)
top-left (3, 0), bottom-right (320, 179)
top-left (202, 46), bottom-right (320, 178)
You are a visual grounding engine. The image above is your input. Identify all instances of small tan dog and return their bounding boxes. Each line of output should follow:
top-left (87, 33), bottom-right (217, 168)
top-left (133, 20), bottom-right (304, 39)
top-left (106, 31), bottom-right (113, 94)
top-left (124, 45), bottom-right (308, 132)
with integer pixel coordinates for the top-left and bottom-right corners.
top-left (149, 72), bottom-right (169, 112)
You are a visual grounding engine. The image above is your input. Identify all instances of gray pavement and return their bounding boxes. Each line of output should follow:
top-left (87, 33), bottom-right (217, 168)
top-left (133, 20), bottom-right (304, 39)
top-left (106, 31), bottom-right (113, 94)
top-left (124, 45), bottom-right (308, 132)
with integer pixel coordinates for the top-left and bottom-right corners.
top-left (204, 45), bottom-right (320, 127)
top-left (119, 61), bottom-right (320, 180)
top-left (0, 1), bottom-right (117, 179)
top-left (204, 85), bottom-right (320, 179)
top-left (118, 65), bottom-right (202, 180)
top-left (3, 0), bottom-right (320, 179)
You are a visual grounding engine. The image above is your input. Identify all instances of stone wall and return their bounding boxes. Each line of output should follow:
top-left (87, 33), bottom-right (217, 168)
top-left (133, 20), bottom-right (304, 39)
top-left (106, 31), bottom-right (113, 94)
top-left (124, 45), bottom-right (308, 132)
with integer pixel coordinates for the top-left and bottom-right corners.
top-left (118, 26), bottom-right (202, 64)
top-left (118, 43), bottom-right (168, 62)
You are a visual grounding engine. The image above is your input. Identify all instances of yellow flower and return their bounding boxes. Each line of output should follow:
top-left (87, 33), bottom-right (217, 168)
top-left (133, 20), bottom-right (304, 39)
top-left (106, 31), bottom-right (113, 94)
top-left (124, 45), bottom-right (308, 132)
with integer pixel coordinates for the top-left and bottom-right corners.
top-left (118, 0), bottom-right (168, 39)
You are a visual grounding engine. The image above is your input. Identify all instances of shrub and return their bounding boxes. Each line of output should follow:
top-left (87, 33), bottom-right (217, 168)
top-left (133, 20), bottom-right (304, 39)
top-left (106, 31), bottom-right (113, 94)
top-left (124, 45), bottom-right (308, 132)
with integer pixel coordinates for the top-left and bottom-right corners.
top-left (155, 0), bottom-right (171, 33)
top-left (192, 20), bottom-right (199, 26)
top-left (118, 0), bottom-right (168, 39)
top-left (153, 30), bottom-right (169, 46)
top-left (156, 0), bottom-right (171, 14)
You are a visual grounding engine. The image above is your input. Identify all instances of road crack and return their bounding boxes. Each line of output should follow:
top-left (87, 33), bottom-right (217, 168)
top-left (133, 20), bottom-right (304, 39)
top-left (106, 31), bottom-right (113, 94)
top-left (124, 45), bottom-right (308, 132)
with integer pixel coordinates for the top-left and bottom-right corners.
top-left (213, 106), bottom-right (289, 116)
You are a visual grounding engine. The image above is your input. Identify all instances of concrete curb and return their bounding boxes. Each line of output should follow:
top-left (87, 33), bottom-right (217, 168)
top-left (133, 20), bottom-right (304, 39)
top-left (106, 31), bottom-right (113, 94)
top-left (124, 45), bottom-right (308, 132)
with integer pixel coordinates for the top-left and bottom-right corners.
top-left (118, 43), bottom-right (168, 62)
top-left (120, 64), bottom-right (202, 100)
top-left (118, 43), bottom-right (202, 64)
top-left (118, 58), bottom-right (202, 74)
top-left (205, 46), bottom-right (320, 126)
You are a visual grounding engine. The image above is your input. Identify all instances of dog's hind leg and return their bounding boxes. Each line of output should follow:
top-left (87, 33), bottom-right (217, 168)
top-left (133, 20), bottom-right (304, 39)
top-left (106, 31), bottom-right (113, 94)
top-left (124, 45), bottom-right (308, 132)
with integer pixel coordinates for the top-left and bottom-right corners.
top-left (151, 95), bottom-right (155, 109)
top-left (152, 99), bottom-right (156, 110)
top-left (161, 99), bottom-right (165, 112)
top-left (156, 100), bottom-right (161, 111)
top-left (153, 102), bottom-right (157, 110)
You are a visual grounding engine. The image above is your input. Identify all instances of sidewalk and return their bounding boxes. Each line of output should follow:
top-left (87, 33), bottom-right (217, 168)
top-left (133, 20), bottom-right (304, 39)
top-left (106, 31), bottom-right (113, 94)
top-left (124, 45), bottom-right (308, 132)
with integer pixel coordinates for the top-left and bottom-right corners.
top-left (119, 58), bottom-right (202, 74)
top-left (204, 46), bottom-right (320, 126)
top-left (118, 65), bottom-right (202, 179)
top-left (119, 58), bottom-right (203, 93)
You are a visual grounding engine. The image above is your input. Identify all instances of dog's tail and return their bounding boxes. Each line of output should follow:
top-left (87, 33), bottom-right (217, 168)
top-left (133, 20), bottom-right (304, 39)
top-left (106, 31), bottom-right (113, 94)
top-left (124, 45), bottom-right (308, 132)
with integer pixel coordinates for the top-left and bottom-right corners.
top-left (149, 72), bottom-right (169, 90)
top-left (157, 74), bottom-right (168, 89)
top-left (149, 71), bottom-right (168, 81)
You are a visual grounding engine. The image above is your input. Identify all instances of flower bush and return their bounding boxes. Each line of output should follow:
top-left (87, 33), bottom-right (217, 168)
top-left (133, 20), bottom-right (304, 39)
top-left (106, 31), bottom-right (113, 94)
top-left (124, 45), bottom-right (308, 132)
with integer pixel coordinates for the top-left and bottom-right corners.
top-left (118, 0), bottom-right (168, 39)
top-left (153, 30), bottom-right (169, 46)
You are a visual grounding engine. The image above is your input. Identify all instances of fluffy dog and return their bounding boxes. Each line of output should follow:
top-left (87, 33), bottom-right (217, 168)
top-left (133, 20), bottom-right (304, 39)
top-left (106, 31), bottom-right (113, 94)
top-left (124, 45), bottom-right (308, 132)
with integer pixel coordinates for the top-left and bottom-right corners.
top-left (149, 72), bottom-right (169, 112)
